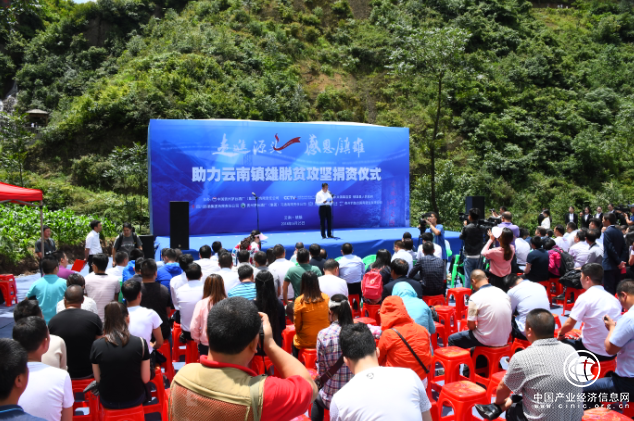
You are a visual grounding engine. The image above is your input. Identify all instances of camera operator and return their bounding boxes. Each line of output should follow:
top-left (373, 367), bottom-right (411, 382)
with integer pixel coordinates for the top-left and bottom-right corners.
top-left (610, 203), bottom-right (630, 226)
top-left (460, 208), bottom-right (485, 288)
top-left (419, 212), bottom-right (447, 282)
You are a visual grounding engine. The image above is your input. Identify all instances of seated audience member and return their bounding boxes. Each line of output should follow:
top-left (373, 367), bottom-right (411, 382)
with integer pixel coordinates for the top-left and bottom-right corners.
top-left (25, 259), bottom-right (66, 323)
top-left (191, 274), bottom-right (227, 356)
top-left (557, 263), bottom-right (622, 361)
top-left (170, 253), bottom-right (195, 311)
top-left (330, 323), bottom-right (432, 421)
top-left (122, 280), bottom-right (163, 357)
top-left (84, 253), bottom-right (121, 322)
top-left (403, 238), bottom-right (417, 261)
top-left (156, 248), bottom-right (182, 288)
top-left (173, 263), bottom-right (204, 342)
top-left (293, 272), bottom-right (330, 355)
top-left (382, 259), bottom-right (423, 300)
top-left (232, 250), bottom-right (252, 273)
top-left (514, 229), bottom-right (531, 270)
top-left (589, 218), bottom-right (604, 247)
top-left (266, 248), bottom-right (276, 266)
top-left (408, 242), bottom-right (445, 296)
top-left (228, 265), bottom-right (257, 300)
top-left (216, 252), bottom-right (240, 295)
top-left (553, 224), bottom-right (570, 252)
top-left (0, 338), bottom-right (46, 421)
top-left (312, 295), bottom-right (381, 421)
top-left (448, 270), bottom-right (512, 349)
top-left (13, 317), bottom-right (73, 421)
top-left (283, 248), bottom-right (321, 305)
top-left (289, 241), bottom-right (305, 264)
top-left (252, 251), bottom-right (268, 276)
top-left (169, 297), bottom-right (317, 420)
top-left (378, 296), bottom-right (433, 383)
top-left (475, 309), bottom-right (583, 421)
top-left (54, 252), bottom-right (73, 280)
top-left (505, 275), bottom-right (550, 341)
top-left (55, 273), bottom-right (98, 315)
top-left (481, 227), bottom-right (515, 291)
top-left (338, 243), bottom-right (365, 298)
top-left (565, 221), bottom-right (578, 240)
top-left (320, 248), bottom-right (328, 260)
top-left (318, 259), bottom-right (349, 300)
top-left (542, 238), bottom-right (563, 278)
top-left (392, 283), bottom-right (435, 336)
top-left (585, 228), bottom-right (604, 265)
top-left (309, 243), bottom-right (325, 275)
top-left (367, 249), bottom-right (393, 289)
top-left (90, 302), bottom-right (150, 410)
top-left (569, 229), bottom-right (590, 269)
top-left (254, 271), bottom-right (286, 350)
top-left (195, 245), bottom-right (219, 280)
top-left (534, 227), bottom-right (547, 238)
top-left (122, 249), bottom-right (144, 282)
top-left (138, 259), bottom-right (171, 342)
top-left (417, 232), bottom-right (441, 260)
top-left (583, 279), bottom-right (634, 405)
top-left (106, 251), bottom-right (128, 278)
top-left (48, 286), bottom-right (103, 379)
top-left (13, 300), bottom-right (66, 371)
top-left (210, 241), bottom-right (222, 264)
top-left (524, 236), bottom-right (550, 283)
top-left (392, 240), bottom-right (413, 275)
top-left (268, 244), bottom-right (296, 299)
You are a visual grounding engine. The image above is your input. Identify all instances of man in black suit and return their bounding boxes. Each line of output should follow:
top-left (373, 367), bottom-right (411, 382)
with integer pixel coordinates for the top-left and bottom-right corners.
top-left (564, 206), bottom-right (578, 226)
top-left (594, 206), bottom-right (604, 222)
top-left (602, 213), bottom-right (627, 295)
top-left (579, 207), bottom-right (592, 228)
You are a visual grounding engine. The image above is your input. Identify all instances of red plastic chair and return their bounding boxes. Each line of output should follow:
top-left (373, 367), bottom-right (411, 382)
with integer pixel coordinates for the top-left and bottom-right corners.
top-left (556, 287), bottom-right (585, 316)
top-left (432, 322), bottom-right (447, 349)
top-left (282, 325), bottom-right (296, 354)
top-left (486, 370), bottom-right (507, 401)
top-left (71, 259), bottom-right (86, 272)
top-left (299, 348), bottom-right (317, 370)
top-left (510, 338), bottom-right (531, 354)
top-left (437, 381), bottom-right (488, 421)
top-left (171, 323), bottom-right (186, 362)
top-left (143, 367), bottom-right (167, 420)
top-left (537, 280), bottom-right (554, 302)
top-left (185, 341), bottom-right (199, 364)
top-left (434, 306), bottom-right (458, 335)
top-left (348, 294), bottom-right (362, 318)
top-left (592, 358), bottom-right (617, 379)
top-left (100, 404), bottom-right (145, 421)
top-left (156, 342), bottom-right (174, 382)
top-left (553, 314), bottom-right (562, 328)
top-left (424, 295), bottom-right (446, 307)
top-left (583, 407), bottom-right (632, 420)
top-left (363, 303), bottom-right (381, 325)
top-left (429, 346), bottom-right (475, 388)
top-left (354, 317), bottom-right (377, 325)
top-left (72, 378), bottom-right (99, 421)
top-left (0, 280), bottom-right (18, 307)
top-left (446, 287), bottom-right (472, 320)
top-left (472, 345), bottom-right (511, 389)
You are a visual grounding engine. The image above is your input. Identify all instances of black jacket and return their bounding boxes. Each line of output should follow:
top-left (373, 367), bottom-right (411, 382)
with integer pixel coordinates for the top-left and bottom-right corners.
top-left (580, 213), bottom-right (592, 228)
top-left (382, 276), bottom-right (423, 301)
top-left (563, 213), bottom-right (578, 226)
top-left (460, 223), bottom-right (485, 256)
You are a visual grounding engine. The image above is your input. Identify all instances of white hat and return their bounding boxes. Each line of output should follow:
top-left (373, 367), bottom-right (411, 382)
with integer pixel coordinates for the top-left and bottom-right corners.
top-left (492, 226), bottom-right (503, 239)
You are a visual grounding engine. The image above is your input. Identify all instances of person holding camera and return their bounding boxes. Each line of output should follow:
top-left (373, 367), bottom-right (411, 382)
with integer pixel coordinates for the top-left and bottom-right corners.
top-left (420, 212), bottom-right (448, 280)
top-left (460, 208), bottom-right (485, 288)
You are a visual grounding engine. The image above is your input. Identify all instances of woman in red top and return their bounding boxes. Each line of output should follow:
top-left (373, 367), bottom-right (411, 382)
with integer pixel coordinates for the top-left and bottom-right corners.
top-left (481, 227), bottom-right (515, 292)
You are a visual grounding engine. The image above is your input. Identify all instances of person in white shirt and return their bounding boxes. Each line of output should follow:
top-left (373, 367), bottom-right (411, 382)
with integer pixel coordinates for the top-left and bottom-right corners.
top-left (84, 220), bottom-right (103, 273)
top-left (84, 254), bottom-right (121, 322)
top-left (540, 209), bottom-right (551, 229)
top-left (232, 250), bottom-right (253, 273)
top-left (506, 275), bottom-right (551, 341)
top-left (210, 241), bottom-right (223, 265)
top-left (318, 259), bottom-right (349, 299)
top-left (216, 252), bottom-right (240, 295)
top-left (557, 263), bottom-right (622, 361)
top-left (338, 243), bottom-right (365, 298)
top-left (568, 229), bottom-right (590, 269)
top-left (13, 317), bottom-right (74, 421)
top-left (564, 222), bottom-right (578, 241)
top-left (289, 242), bottom-right (305, 264)
top-left (330, 323), bottom-right (432, 421)
top-left (448, 270), bottom-right (512, 349)
top-left (173, 263), bottom-right (204, 339)
top-left (194, 245), bottom-right (219, 280)
top-left (55, 273), bottom-right (99, 315)
top-left (416, 232), bottom-right (442, 261)
top-left (553, 224), bottom-right (570, 252)
top-left (392, 240), bottom-right (413, 275)
top-left (170, 254), bottom-right (194, 311)
top-left (106, 251), bottom-right (128, 279)
top-left (316, 183), bottom-right (334, 239)
top-left (121, 280), bottom-right (163, 353)
top-left (514, 229), bottom-right (531, 268)
top-left (268, 244), bottom-right (296, 299)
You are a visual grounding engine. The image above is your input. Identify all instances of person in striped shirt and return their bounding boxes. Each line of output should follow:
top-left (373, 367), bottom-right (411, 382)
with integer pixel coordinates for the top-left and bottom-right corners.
top-left (227, 265), bottom-right (256, 300)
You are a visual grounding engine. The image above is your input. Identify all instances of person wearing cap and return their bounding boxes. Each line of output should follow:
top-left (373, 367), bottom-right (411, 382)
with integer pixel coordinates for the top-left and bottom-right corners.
top-left (481, 227), bottom-right (515, 292)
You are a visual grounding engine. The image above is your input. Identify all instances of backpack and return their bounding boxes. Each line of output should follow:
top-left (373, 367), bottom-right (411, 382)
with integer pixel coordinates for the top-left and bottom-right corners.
top-left (362, 268), bottom-right (384, 302)
top-left (557, 249), bottom-right (575, 277)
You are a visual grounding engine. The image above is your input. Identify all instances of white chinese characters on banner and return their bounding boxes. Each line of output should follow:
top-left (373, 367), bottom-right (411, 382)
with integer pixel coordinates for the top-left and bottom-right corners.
top-left (192, 166), bottom-right (382, 182)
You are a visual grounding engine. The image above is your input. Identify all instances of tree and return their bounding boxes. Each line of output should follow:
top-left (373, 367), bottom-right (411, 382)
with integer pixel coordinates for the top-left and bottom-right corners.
top-left (0, 0), bottom-right (40, 37)
top-left (388, 26), bottom-right (470, 215)
top-left (0, 112), bottom-right (33, 187)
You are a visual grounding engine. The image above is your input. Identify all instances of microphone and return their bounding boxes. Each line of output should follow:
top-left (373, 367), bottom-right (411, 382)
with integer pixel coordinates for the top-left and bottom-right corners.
top-left (328, 191), bottom-right (335, 198)
top-left (252, 192), bottom-right (257, 197)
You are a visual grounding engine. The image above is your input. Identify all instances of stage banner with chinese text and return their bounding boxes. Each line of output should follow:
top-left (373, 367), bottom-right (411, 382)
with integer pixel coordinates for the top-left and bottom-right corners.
top-left (148, 120), bottom-right (410, 235)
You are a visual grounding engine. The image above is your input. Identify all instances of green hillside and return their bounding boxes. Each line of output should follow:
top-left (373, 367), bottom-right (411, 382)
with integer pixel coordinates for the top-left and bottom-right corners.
top-left (1, 0), bottom-right (634, 237)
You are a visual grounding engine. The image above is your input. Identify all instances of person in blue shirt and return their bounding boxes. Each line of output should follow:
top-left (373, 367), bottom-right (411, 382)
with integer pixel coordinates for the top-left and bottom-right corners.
top-left (423, 212), bottom-right (447, 279)
top-left (122, 249), bottom-right (145, 282)
top-left (583, 279), bottom-right (634, 405)
top-left (0, 339), bottom-right (46, 421)
top-left (156, 248), bottom-right (182, 289)
top-left (25, 260), bottom-right (66, 324)
top-left (228, 265), bottom-right (257, 300)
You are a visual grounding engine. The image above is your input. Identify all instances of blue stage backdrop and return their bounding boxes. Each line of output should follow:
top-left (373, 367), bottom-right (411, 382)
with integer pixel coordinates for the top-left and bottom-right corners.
top-left (148, 120), bottom-right (410, 236)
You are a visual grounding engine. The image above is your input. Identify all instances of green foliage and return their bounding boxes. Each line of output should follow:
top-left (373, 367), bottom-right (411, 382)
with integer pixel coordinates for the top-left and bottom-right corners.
top-left (0, 112), bottom-right (34, 187)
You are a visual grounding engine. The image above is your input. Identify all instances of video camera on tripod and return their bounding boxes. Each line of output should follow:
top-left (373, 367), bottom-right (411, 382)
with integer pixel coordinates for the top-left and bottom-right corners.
top-left (458, 212), bottom-right (500, 231)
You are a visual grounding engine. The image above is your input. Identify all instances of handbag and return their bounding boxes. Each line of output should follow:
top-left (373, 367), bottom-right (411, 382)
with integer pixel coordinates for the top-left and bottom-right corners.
top-left (314, 355), bottom-right (345, 390)
top-left (140, 338), bottom-right (153, 402)
top-left (390, 328), bottom-right (429, 374)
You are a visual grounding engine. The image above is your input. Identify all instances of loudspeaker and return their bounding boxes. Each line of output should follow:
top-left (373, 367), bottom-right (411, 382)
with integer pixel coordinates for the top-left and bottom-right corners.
top-left (465, 196), bottom-right (485, 219)
top-left (139, 235), bottom-right (156, 259)
top-left (170, 201), bottom-right (190, 250)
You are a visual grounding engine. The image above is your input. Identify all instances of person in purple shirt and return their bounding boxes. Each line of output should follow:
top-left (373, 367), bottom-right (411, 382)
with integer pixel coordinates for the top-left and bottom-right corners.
top-left (54, 252), bottom-right (75, 280)
top-left (498, 212), bottom-right (520, 245)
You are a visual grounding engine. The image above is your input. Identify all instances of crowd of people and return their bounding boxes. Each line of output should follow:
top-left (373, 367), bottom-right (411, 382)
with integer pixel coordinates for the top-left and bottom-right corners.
top-left (0, 206), bottom-right (633, 421)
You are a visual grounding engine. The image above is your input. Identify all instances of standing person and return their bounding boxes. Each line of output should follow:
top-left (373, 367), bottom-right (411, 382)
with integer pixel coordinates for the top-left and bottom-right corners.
top-left (564, 206), bottom-right (578, 226)
top-left (540, 209), bottom-right (551, 229)
top-left (190, 274), bottom-right (227, 356)
top-left (603, 213), bottom-right (627, 295)
top-left (90, 302), bottom-right (150, 410)
top-left (121, 280), bottom-right (164, 356)
top-left (329, 323), bottom-right (433, 421)
top-left (460, 208), bottom-right (485, 287)
top-left (268, 244), bottom-right (296, 299)
top-left (595, 206), bottom-right (604, 222)
top-left (35, 226), bottom-right (56, 260)
top-left (25, 259), bottom-right (67, 323)
top-left (55, 273), bottom-right (98, 315)
top-left (139, 259), bottom-right (171, 343)
top-left (84, 220), bottom-right (102, 273)
top-left (0, 338), bottom-right (47, 421)
top-left (318, 259), bottom-right (349, 300)
top-left (293, 272), bottom-right (330, 356)
top-left (316, 183), bottom-right (334, 239)
top-left (84, 254), bottom-right (121, 323)
top-left (423, 212), bottom-right (447, 279)
top-left (48, 286), bottom-right (103, 379)
top-left (13, 317), bottom-right (73, 421)
top-left (338, 243), bottom-right (365, 300)
top-left (481, 227), bottom-right (515, 292)
top-left (580, 206), bottom-right (592, 228)
top-left (254, 271), bottom-right (286, 350)
top-left (111, 223), bottom-right (142, 263)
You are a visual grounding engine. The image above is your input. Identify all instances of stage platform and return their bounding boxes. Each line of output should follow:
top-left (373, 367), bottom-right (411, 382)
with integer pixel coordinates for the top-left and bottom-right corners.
top-left (155, 227), bottom-right (462, 261)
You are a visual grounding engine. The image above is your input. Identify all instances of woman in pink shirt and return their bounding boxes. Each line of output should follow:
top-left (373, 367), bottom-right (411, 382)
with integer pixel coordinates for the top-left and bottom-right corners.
top-left (190, 274), bottom-right (227, 356)
top-left (481, 227), bottom-right (515, 291)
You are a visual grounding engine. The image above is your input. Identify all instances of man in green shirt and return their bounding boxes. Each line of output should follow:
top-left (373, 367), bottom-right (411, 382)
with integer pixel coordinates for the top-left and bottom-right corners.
top-left (26, 259), bottom-right (67, 323)
top-left (283, 248), bottom-right (321, 305)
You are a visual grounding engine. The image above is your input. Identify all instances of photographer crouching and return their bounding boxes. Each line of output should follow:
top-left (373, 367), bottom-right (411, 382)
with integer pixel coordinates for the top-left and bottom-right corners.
top-left (459, 208), bottom-right (486, 288)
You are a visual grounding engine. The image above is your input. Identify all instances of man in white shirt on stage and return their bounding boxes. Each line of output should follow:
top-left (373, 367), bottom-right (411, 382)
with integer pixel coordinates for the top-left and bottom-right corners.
top-left (316, 183), bottom-right (334, 239)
